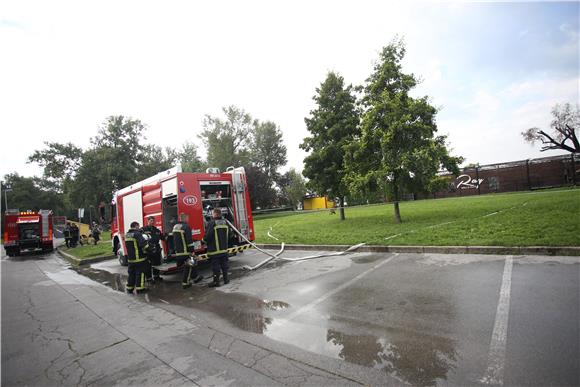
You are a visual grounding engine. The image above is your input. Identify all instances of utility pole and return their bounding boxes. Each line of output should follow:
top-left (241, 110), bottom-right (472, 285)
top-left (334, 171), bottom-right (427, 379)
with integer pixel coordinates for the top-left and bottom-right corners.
top-left (1, 181), bottom-right (12, 212)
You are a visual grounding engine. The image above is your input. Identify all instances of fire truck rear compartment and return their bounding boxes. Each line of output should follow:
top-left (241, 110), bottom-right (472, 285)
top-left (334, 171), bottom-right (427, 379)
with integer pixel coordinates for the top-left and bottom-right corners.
top-left (18, 223), bottom-right (41, 249)
top-left (162, 195), bottom-right (178, 232)
top-left (200, 182), bottom-right (237, 244)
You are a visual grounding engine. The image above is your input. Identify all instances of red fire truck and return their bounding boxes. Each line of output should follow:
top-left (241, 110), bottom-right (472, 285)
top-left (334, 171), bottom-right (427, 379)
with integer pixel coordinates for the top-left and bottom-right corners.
top-left (111, 166), bottom-right (255, 266)
top-left (3, 209), bottom-right (54, 256)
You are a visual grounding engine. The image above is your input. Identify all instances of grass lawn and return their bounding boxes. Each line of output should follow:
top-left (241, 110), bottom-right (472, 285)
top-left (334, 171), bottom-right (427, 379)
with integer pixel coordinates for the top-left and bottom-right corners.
top-left (60, 231), bottom-right (114, 260)
top-left (253, 188), bottom-right (580, 246)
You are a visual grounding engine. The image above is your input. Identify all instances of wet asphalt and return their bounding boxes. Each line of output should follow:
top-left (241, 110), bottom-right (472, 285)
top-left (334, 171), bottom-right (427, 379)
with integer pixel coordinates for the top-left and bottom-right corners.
top-left (2, 244), bottom-right (580, 386)
top-left (80, 248), bottom-right (580, 386)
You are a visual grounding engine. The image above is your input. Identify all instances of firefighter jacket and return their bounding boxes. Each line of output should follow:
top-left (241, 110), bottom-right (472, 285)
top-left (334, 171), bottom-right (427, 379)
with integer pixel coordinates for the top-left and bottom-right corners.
top-left (172, 222), bottom-right (194, 257)
top-left (125, 228), bottom-right (148, 263)
top-left (202, 218), bottom-right (230, 256)
top-left (141, 225), bottom-right (163, 254)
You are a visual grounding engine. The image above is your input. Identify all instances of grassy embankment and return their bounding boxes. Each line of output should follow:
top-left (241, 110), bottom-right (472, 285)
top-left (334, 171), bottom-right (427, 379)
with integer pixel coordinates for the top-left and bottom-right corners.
top-left (60, 231), bottom-right (113, 260)
top-left (253, 188), bottom-right (580, 246)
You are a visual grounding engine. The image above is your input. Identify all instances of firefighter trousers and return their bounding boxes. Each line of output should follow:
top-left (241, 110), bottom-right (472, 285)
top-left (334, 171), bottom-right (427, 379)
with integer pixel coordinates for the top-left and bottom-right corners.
top-left (127, 261), bottom-right (147, 292)
top-left (211, 253), bottom-right (229, 277)
top-left (176, 257), bottom-right (200, 285)
top-left (146, 250), bottom-right (162, 280)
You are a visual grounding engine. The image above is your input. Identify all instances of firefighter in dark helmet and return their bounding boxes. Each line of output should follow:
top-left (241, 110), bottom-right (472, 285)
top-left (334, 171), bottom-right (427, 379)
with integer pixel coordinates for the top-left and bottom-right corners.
top-left (125, 221), bottom-right (149, 294)
top-left (173, 213), bottom-right (203, 288)
top-left (202, 208), bottom-right (231, 288)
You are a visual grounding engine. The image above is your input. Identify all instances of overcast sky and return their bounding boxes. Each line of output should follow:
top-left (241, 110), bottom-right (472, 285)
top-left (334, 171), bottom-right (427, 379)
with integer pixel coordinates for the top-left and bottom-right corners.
top-left (1, 0), bottom-right (578, 179)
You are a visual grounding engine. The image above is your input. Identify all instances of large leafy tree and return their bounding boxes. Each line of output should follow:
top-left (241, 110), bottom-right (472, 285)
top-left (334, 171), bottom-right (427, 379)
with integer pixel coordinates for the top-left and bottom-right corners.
top-left (301, 72), bottom-right (359, 220)
top-left (176, 142), bottom-right (207, 172)
top-left (522, 102), bottom-right (579, 154)
top-left (1, 173), bottom-right (66, 215)
top-left (244, 164), bottom-right (276, 209)
top-left (199, 106), bottom-right (253, 171)
top-left (345, 39), bottom-right (461, 223)
top-left (68, 116), bottom-right (149, 208)
top-left (137, 145), bottom-right (178, 179)
top-left (251, 121), bottom-right (287, 184)
top-left (27, 142), bottom-right (83, 192)
top-left (279, 168), bottom-right (307, 209)
top-left (250, 120), bottom-right (288, 208)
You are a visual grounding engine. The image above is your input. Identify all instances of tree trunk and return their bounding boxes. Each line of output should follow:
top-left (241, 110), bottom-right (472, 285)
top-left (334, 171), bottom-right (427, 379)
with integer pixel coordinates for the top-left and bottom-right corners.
top-left (393, 201), bottom-right (402, 223)
top-left (339, 196), bottom-right (346, 221)
top-left (393, 181), bottom-right (402, 223)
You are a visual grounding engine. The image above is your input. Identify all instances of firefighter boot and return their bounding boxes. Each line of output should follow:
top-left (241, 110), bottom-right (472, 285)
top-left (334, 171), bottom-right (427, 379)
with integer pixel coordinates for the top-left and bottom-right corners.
top-left (208, 275), bottom-right (221, 288)
top-left (193, 274), bottom-right (204, 283)
top-left (223, 272), bottom-right (229, 285)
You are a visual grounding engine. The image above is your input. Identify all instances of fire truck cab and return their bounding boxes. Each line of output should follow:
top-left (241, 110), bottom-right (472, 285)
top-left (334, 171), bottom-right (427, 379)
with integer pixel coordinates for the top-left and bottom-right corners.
top-left (3, 209), bottom-right (54, 256)
top-left (111, 166), bottom-right (254, 266)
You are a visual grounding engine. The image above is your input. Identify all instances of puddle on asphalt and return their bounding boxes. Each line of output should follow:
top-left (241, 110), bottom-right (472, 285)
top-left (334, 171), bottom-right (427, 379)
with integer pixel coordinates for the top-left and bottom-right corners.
top-left (71, 265), bottom-right (289, 333)
top-left (71, 266), bottom-right (128, 291)
top-left (74, 264), bottom-right (457, 386)
top-left (351, 254), bottom-right (382, 264)
top-left (266, 319), bottom-right (458, 386)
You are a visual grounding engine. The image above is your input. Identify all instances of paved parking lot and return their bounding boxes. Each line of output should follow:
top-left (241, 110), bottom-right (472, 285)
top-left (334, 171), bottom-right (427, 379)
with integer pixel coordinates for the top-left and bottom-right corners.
top-left (86, 247), bottom-right (579, 386)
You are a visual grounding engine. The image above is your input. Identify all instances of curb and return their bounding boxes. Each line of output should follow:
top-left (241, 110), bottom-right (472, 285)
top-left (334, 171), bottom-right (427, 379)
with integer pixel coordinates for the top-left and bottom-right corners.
top-left (255, 243), bottom-right (580, 256)
top-left (56, 247), bottom-right (115, 266)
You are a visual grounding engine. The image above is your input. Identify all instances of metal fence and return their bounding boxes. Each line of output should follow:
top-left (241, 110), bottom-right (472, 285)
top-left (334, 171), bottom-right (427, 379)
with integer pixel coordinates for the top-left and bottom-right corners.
top-left (430, 154), bottom-right (579, 199)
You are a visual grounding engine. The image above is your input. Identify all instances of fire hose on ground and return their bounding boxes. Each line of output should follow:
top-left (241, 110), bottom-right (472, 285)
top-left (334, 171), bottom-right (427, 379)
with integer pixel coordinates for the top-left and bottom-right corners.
top-left (226, 220), bottom-right (366, 270)
top-left (225, 219), bottom-right (285, 271)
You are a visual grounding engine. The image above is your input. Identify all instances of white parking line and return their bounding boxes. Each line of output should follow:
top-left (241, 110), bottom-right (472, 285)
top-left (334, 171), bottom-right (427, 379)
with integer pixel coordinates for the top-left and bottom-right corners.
top-left (283, 253), bottom-right (399, 322)
top-left (481, 255), bottom-right (514, 385)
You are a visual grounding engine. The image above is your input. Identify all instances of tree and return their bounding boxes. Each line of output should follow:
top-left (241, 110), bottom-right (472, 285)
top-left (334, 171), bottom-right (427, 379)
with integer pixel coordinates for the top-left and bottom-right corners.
top-left (27, 142), bottom-right (83, 192)
top-left (199, 106), bottom-right (253, 171)
top-left (245, 164), bottom-right (276, 209)
top-left (522, 102), bottom-right (580, 154)
top-left (136, 144), bottom-right (183, 180)
top-left (251, 121), bottom-right (287, 184)
top-left (344, 39), bottom-right (461, 223)
top-left (176, 142), bottom-right (206, 172)
top-left (1, 173), bottom-right (66, 214)
top-left (67, 115), bottom-right (164, 209)
top-left (280, 168), bottom-right (307, 209)
top-left (301, 72), bottom-right (360, 220)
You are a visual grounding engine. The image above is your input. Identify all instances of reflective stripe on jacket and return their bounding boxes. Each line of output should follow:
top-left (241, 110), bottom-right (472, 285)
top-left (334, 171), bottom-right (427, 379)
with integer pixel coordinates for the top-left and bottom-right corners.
top-left (202, 219), bottom-right (229, 256)
top-left (173, 222), bottom-right (194, 257)
top-left (125, 229), bottom-right (148, 263)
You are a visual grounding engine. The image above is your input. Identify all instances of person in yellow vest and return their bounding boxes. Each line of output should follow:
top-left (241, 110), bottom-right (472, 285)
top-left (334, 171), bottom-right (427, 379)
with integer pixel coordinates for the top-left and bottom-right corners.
top-left (125, 221), bottom-right (149, 294)
top-left (173, 213), bottom-right (203, 289)
top-left (202, 208), bottom-right (231, 288)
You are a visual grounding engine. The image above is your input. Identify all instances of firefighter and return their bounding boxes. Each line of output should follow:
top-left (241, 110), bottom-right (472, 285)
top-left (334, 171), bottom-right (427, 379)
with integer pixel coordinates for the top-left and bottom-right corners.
top-left (91, 222), bottom-right (101, 245)
top-left (64, 222), bottom-right (72, 248)
top-left (141, 216), bottom-right (164, 283)
top-left (173, 213), bottom-right (203, 288)
top-left (125, 221), bottom-right (149, 294)
top-left (70, 223), bottom-right (79, 248)
top-left (202, 208), bottom-right (231, 288)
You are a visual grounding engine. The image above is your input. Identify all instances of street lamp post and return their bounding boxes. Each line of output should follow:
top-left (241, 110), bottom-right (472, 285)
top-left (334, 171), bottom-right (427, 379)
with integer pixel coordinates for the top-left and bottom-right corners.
top-left (1, 181), bottom-right (12, 212)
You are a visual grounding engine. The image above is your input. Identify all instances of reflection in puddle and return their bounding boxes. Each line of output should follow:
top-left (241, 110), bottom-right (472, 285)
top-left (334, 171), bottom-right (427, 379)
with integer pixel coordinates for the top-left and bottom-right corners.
top-left (327, 328), bottom-right (457, 386)
top-left (266, 320), bottom-right (457, 386)
top-left (75, 265), bottom-right (456, 385)
top-left (71, 266), bottom-right (127, 291)
top-left (351, 254), bottom-right (382, 264)
top-left (73, 266), bottom-right (289, 334)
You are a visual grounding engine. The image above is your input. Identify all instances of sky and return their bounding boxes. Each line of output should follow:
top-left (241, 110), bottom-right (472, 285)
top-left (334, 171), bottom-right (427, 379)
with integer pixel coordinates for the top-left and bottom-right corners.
top-left (1, 0), bottom-right (578, 180)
